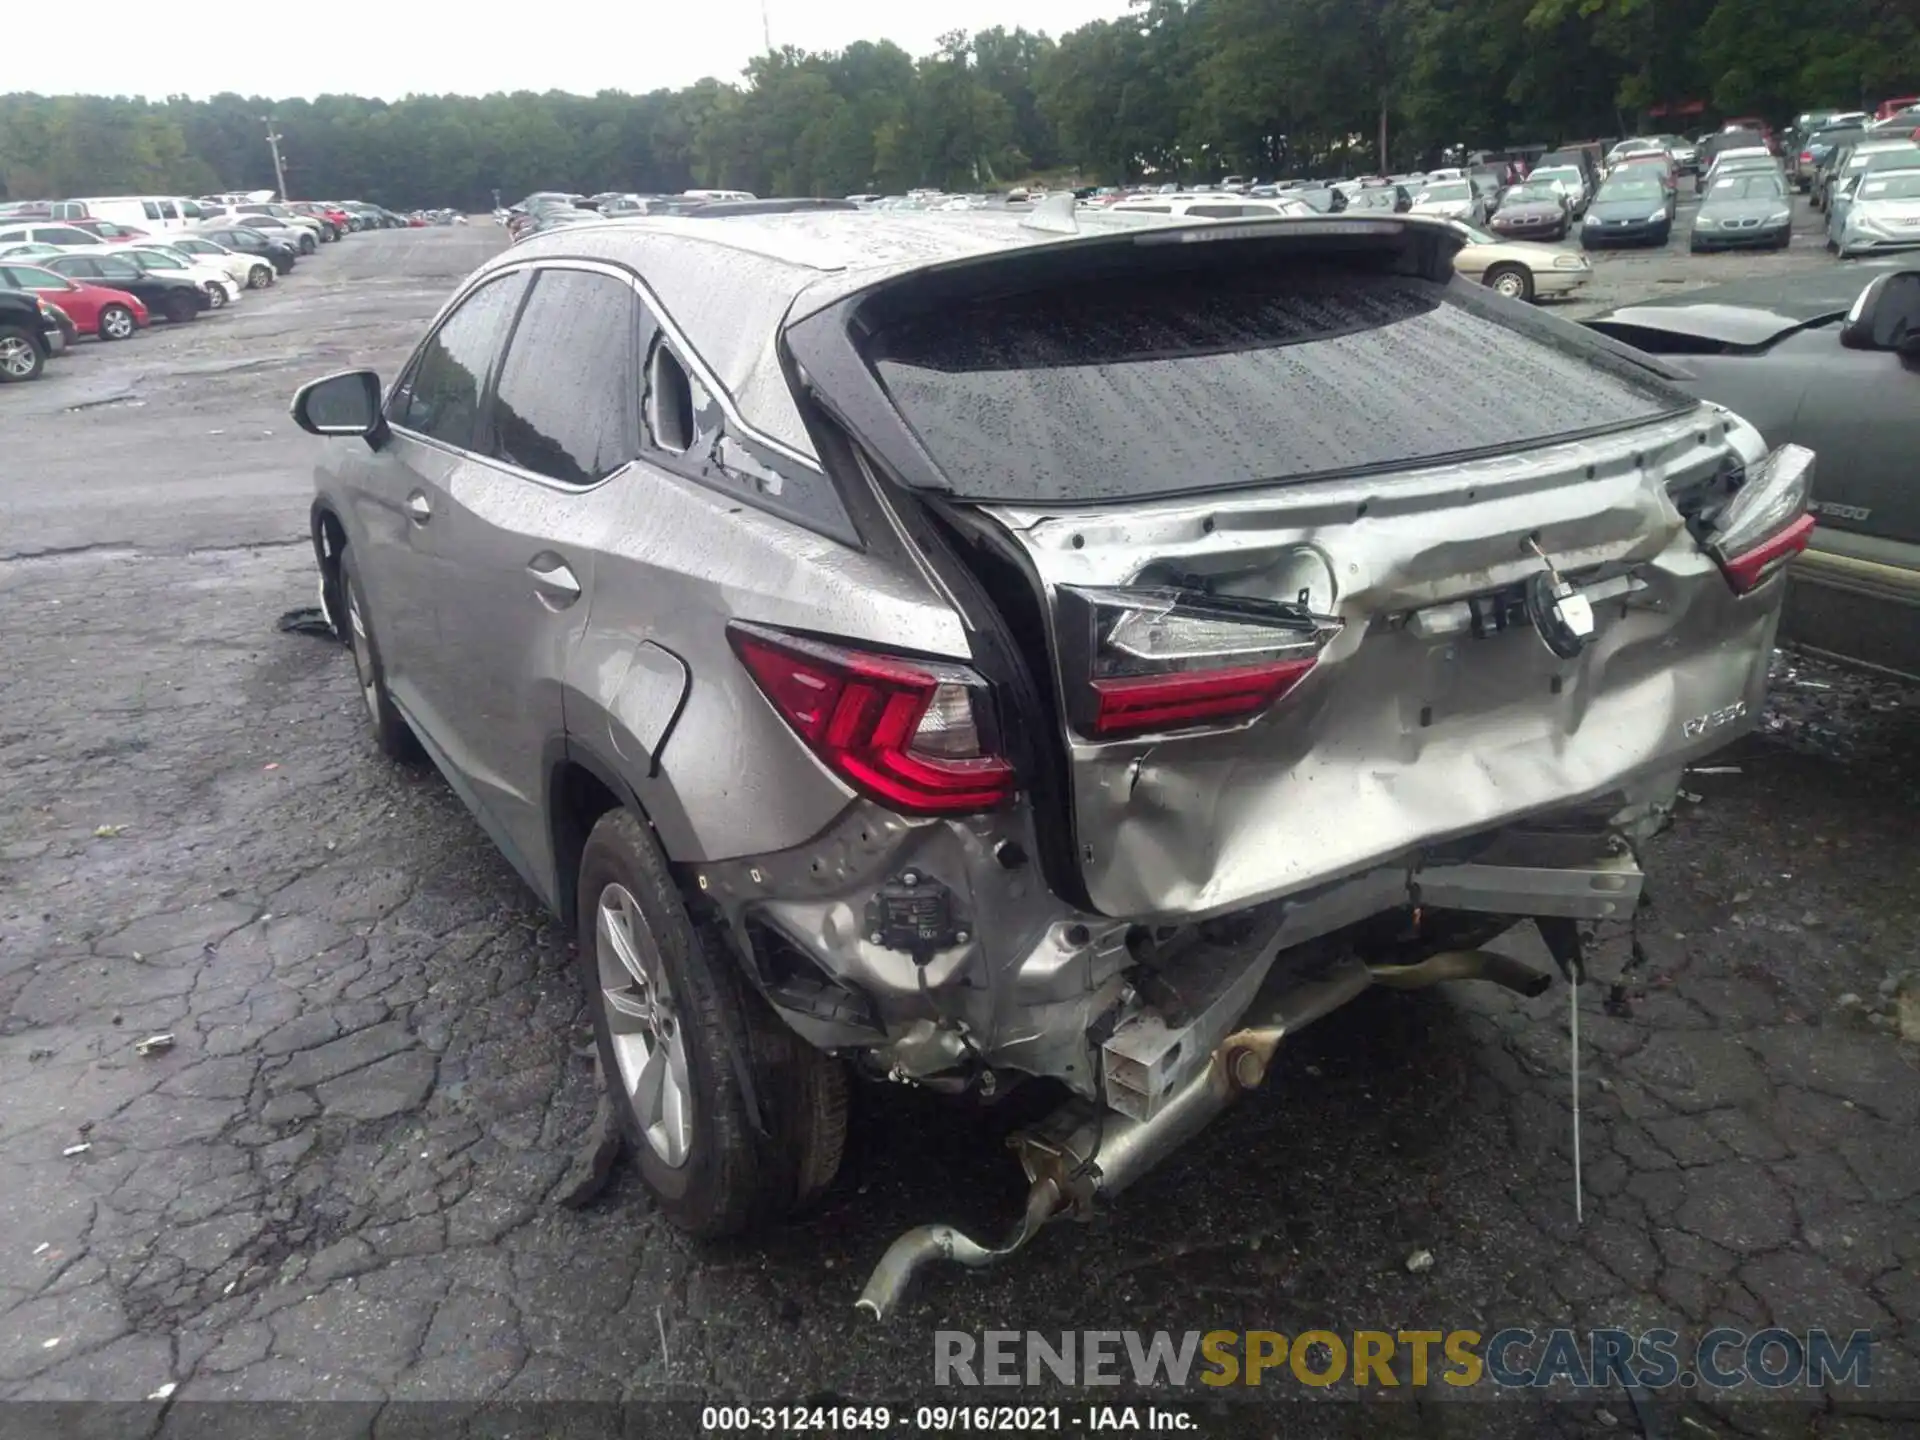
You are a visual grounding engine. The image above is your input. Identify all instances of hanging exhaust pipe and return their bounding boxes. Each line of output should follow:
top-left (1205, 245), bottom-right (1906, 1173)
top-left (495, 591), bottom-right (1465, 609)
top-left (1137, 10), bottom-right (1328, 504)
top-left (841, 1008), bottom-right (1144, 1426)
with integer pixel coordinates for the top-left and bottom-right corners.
top-left (853, 946), bottom-right (1551, 1318)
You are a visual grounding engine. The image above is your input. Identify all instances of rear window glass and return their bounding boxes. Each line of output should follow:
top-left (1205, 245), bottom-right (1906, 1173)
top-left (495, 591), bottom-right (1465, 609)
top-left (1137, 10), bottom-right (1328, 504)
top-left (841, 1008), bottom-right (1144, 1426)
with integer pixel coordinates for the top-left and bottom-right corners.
top-left (869, 266), bottom-right (1685, 503)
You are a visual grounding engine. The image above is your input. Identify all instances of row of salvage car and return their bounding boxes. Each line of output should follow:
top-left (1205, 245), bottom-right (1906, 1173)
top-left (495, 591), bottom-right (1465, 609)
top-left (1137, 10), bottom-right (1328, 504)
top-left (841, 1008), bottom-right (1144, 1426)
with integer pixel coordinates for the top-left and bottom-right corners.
top-left (0, 196), bottom-right (399, 382)
top-left (284, 200), bottom-right (1918, 1320)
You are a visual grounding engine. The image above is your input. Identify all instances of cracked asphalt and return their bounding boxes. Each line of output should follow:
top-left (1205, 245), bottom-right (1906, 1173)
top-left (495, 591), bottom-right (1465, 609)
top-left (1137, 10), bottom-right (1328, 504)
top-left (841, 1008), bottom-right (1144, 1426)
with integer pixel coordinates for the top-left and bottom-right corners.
top-left (1, 220), bottom-right (1916, 1440)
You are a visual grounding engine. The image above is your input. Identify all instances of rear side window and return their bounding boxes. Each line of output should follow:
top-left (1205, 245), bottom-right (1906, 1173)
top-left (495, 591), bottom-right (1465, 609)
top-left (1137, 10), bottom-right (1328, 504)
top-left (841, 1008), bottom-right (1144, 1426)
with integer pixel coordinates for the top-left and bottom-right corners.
top-left (143, 202), bottom-right (163, 220)
top-left (486, 268), bottom-right (638, 486)
top-left (868, 264), bottom-right (1685, 503)
top-left (42, 227), bottom-right (96, 245)
top-left (391, 271), bottom-right (529, 450)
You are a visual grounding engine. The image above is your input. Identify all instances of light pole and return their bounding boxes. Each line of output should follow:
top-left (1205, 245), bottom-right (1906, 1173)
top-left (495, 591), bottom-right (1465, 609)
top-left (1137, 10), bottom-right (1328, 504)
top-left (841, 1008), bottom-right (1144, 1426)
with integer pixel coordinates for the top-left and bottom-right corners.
top-left (262, 117), bottom-right (290, 200)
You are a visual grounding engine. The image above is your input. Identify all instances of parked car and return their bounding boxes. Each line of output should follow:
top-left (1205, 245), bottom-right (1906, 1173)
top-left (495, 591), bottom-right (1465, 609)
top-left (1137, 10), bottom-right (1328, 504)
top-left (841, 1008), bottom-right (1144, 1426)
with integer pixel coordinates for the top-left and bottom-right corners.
top-left (1584, 266), bottom-right (1920, 680)
top-left (1701, 128), bottom-right (1769, 171)
top-left (59, 196), bottom-right (199, 232)
top-left (0, 262), bottom-right (151, 339)
top-left (118, 245), bottom-right (243, 307)
top-left (1701, 147), bottom-right (1780, 186)
top-left (1535, 147), bottom-right (1599, 193)
top-left (1407, 179), bottom-right (1490, 224)
top-left (1343, 183), bottom-right (1413, 213)
top-left (1528, 164), bottom-right (1591, 214)
top-left (65, 219), bottom-right (149, 244)
top-left (1580, 172), bottom-right (1675, 248)
top-left (193, 225), bottom-right (298, 275)
top-left (0, 223), bottom-right (105, 250)
top-left (1447, 221), bottom-right (1591, 301)
top-left (1833, 166), bottom-right (1920, 257)
top-left (1799, 125), bottom-right (1867, 192)
top-left (1825, 145), bottom-right (1920, 246)
top-left (1657, 134), bottom-right (1701, 174)
top-left (0, 285), bottom-right (69, 380)
top-left (1106, 195), bottom-right (1312, 219)
top-left (205, 209), bottom-right (317, 253)
top-left (1487, 180), bottom-right (1571, 240)
top-left (1874, 96), bottom-right (1920, 121)
top-left (229, 202), bottom-right (331, 243)
top-left (168, 234), bottom-right (277, 290)
top-left (290, 210), bottom-right (1809, 1309)
top-left (0, 242), bottom-right (67, 264)
top-left (1821, 139), bottom-right (1920, 222)
top-left (39, 251), bottom-right (210, 323)
top-left (1691, 170), bottom-right (1794, 252)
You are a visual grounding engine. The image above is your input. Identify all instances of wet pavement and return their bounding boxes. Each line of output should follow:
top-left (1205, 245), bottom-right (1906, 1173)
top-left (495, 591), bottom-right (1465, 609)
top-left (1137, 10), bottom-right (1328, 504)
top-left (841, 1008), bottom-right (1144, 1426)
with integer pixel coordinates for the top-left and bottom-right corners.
top-left (1, 220), bottom-right (1916, 1439)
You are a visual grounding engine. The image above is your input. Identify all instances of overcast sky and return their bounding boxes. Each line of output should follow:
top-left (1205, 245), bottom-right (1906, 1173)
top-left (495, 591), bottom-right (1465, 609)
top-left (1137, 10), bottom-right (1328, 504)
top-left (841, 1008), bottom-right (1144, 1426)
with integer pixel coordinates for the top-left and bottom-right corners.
top-left (44, 0), bottom-right (1132, 101)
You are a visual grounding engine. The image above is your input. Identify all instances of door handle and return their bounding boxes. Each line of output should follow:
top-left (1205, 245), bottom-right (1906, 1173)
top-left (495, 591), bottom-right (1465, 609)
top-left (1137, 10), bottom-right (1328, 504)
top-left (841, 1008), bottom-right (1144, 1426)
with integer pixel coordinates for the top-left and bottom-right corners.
top-left (527, 553), bottom-right (582, 609)
top-left (406, 491), bottom-right (432, 524)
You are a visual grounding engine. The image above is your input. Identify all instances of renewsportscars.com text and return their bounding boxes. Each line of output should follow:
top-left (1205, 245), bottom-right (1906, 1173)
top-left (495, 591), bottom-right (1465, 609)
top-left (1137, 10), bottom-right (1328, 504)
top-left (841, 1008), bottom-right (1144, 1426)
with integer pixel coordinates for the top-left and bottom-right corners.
top-left (934, 1328), bottom-right (1875, 1391)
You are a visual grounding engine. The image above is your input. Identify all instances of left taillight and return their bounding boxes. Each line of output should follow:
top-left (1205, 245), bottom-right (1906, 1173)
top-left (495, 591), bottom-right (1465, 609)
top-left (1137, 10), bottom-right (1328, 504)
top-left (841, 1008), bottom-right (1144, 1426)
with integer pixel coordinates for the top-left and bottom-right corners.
top-left (727, 622), bottom-right (1016, 815)
top-left (1703, 442), bottom-right (1817, 594)
top-left (1060, 585), bottom-right (1342, 739)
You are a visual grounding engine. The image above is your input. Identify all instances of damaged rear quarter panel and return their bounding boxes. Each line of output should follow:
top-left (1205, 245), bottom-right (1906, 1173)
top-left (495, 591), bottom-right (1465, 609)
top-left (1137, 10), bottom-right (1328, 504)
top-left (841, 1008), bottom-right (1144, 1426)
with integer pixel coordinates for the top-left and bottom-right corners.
top-left (983, 407), bottom-right (1783, 919)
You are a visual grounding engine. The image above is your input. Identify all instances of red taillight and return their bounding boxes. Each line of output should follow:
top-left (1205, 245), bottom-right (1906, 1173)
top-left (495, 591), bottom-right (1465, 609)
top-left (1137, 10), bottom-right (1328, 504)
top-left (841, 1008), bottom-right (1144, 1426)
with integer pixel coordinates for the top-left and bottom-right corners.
top-left (1090, 658), bottom-right (1318, 737)
top-left (1702, 443), bottom-right (1817, 595)
top-left (1061, 584), bottom-right (1342, 740)
top-left (727, 623), bottom-right (1015, 815)
top-left (1800, 150), bottom-right (1814, 162)
top-left (1721, 511), bottom-right (1815, 593)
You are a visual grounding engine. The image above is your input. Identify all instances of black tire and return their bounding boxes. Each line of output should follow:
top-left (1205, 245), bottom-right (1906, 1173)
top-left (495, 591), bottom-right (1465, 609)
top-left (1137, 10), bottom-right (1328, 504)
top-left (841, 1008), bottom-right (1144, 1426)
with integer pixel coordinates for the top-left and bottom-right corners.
top-left (0, 324), bottom-right (44, 382)
top-left (298, 234), bottom-right (316, 255)
top-left (576, 809), bottom-right (847, 1237)
top-left (97, 304), bottom-right (136, 341)
top-left (206, 285), bottom-right (227, 310)
top-left (337, 546), bottom-right (419, 761)
top-left (163, 294), bottom-right (199, 324)
top-left (1485, 263), bottom-right (1534, 303)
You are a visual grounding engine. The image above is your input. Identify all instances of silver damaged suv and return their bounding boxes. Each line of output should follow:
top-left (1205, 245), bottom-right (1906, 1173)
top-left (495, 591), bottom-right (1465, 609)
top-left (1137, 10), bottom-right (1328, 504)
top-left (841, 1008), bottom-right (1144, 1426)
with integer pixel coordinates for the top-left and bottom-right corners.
top-left (293, 206), bottom-right (1814, 1315)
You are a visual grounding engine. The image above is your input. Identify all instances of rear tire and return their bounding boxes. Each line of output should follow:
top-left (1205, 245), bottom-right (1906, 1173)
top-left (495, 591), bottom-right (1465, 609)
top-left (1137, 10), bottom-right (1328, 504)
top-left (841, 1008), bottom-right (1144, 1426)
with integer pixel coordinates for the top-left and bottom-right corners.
top-left (162, 294), bottom-right (198, 324)
top-left (577, 809), bottom-right (848, 1237)
top-left (0, 325), bottom-right (44, 382)
top-left (338, 546), bottom-right (419, 762)
top-left (98, 304), bottom-right (136, 341)
top-left (248, 265), bottom-right (273, 289)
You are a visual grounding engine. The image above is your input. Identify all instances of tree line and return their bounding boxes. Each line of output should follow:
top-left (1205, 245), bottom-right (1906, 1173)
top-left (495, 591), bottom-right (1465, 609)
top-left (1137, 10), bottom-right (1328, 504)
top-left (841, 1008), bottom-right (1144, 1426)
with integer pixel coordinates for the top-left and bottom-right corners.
top-left (2, 0), bottom-right (1915, 210)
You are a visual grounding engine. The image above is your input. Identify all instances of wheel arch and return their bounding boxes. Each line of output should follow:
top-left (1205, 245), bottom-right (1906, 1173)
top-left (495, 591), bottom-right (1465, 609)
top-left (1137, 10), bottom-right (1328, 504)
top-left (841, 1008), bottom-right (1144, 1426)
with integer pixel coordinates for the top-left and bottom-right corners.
top-left (309, 500), bottom-right (349, 636)
top-left (543, 734), bottom-right (703, 936)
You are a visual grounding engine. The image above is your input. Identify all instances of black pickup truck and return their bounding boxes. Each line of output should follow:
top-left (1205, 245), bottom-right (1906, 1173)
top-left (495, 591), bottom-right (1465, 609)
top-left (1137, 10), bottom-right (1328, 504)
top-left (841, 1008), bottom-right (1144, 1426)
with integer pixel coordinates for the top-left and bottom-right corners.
top-left (1585, 264), bottom-right (1920, 680)
top-left (0, 285), bottom-right (68, 382)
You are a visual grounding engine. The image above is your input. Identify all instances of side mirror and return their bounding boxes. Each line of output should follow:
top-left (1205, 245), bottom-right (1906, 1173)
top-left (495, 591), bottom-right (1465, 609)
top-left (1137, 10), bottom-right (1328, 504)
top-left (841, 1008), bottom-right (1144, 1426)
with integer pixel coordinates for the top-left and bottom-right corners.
top-left (291, 369), bottom-right (389, 448)
top-left (1840, 270), bottom-right (1920, 351)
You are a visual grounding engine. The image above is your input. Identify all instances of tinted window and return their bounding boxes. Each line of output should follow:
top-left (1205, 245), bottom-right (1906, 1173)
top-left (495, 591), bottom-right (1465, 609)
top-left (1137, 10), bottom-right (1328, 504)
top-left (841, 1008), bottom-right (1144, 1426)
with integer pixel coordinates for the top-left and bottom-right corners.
top-left (95, 257), bottom-right (143, 280)
top-left (143, 202), bottom-right (163, 220)
top-left (391, 271), bottom-right (529, 449)
top-left (486, 268), bottom-right (638, 485)
top-left (50, 256), bottom-right (100, 278)
top-left (0, 230), bottom-right (23, 243)
top-left (869, 265), bottom-right (1682, 503)
top-left (1188, 204), bottom-right (1247, 218)
top-left (42, 228), bottom-right (96, 244)
top-left (159, 201), bottom-right (178, 219)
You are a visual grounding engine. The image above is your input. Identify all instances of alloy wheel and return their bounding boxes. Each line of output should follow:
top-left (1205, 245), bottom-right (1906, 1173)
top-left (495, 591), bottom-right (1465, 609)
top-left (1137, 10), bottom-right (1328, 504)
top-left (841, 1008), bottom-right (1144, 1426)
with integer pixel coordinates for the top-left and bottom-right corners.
top-left (102, 308), bottom-right (134, 340)
top-left (596, 882), bottom-right (693, 1168)
top-left (0, 335), bottom-right (36, 377)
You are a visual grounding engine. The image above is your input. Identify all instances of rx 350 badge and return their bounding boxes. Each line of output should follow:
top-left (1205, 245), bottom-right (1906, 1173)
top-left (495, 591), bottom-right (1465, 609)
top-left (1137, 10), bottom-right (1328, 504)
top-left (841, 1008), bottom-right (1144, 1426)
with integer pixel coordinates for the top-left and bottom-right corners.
top-left (1683, 701), bottom-right (1748, 740)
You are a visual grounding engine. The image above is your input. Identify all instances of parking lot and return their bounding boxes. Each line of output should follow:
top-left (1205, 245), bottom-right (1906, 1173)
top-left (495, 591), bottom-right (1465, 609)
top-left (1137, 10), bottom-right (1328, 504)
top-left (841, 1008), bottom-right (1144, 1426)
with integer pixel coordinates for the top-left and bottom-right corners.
top-left (1, 215), bottom-right (1917, 1437)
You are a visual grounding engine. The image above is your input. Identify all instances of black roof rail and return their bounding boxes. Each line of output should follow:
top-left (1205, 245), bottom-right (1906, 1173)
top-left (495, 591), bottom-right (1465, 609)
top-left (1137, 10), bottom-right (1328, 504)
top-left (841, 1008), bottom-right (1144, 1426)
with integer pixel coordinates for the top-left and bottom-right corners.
top-left (679, 198), bottom-right (861, 218)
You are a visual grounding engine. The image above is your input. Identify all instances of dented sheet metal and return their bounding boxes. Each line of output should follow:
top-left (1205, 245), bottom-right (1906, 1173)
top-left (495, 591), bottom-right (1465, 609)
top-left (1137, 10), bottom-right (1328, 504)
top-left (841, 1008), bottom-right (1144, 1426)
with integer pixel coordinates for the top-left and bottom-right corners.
top-left (980, 405), bottom-right (1778, 919)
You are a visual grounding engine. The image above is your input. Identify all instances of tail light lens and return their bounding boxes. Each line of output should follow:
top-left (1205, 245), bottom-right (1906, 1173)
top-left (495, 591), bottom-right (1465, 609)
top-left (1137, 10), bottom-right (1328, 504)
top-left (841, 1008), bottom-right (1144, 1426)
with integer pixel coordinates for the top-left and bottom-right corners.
top-left (1059, 585), bottom-right (1342, 739)
top-left (727, 622), bottom-right (1015, 815)
top-left (1703, 442), bottom-right (1817, 594)
top-left (1800, 150), bottom-right (1814, 163)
